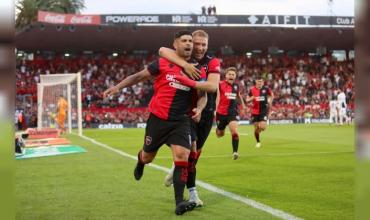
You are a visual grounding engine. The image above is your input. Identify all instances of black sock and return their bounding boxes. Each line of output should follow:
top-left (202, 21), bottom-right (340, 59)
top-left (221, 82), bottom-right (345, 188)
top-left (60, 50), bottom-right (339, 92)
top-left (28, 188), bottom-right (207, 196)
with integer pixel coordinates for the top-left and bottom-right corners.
top-left (195, 151), bottom-right (201, 165)
top-left (254, 130), bottom-right (260, 143)
top-left (232, 134), bottom-right (239, 153)
top-left (186, 152), bottom-right (197, 189)
top-left (173, 161), bottom-right (188, 205)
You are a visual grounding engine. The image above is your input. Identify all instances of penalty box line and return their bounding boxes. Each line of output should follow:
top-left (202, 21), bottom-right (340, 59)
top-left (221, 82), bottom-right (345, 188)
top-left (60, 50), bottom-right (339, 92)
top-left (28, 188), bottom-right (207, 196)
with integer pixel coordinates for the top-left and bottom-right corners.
top-left (79, 134), bottom-right (303, 220)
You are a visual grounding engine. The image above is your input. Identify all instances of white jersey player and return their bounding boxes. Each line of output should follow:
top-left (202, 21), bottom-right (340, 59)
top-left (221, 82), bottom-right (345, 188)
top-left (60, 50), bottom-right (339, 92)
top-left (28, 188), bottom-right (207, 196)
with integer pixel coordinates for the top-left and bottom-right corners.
top-left (329, 97), bottom-right (338, 125)
top-left (337, 89), bottom-right (347, 125)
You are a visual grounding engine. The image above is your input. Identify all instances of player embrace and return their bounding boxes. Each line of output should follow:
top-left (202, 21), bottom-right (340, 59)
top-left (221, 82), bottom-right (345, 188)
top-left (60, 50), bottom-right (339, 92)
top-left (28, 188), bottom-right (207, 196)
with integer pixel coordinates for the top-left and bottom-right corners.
top-left (159, 30), bottom-right (220, 207)
top-left (103, 30), bottom-right (202, 215)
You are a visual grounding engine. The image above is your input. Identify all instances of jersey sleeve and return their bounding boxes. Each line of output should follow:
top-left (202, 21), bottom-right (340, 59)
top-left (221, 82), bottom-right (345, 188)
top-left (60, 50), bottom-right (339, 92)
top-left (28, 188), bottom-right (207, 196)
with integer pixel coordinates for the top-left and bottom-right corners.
top-left (147, 59), bottom-right (160, 76)
top-left (208, 58), bottom-right (221, 74)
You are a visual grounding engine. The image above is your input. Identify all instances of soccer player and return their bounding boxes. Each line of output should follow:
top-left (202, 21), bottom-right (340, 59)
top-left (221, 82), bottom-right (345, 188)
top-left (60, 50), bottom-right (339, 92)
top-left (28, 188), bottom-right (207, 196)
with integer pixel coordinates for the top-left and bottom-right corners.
top-left (337, 88), bottom-right (347, 125)
top-left (56, 95), bottom-right (68, 134)
top-left (246, 75), bottom-right (274, 148)
top-left (215, 67), bottom-right (246, 159)
top-left (329, 96), bottom-right (338, 125)
top-left (103, 30), bottom-right (203, 215)
top-left (158, 29), bottom-right (221, 206)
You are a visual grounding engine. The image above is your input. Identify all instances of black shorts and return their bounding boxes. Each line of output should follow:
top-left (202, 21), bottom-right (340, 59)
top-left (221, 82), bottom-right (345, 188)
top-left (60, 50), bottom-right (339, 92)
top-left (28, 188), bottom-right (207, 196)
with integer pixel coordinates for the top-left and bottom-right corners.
top-left (143, 114), bottom-right (192, 153)
top-left (216, 113), bottom-right (237, 131)
top-left (251, 114), bottom-right (268, 123)
top-left (196, 110), bottom-right (214, 150)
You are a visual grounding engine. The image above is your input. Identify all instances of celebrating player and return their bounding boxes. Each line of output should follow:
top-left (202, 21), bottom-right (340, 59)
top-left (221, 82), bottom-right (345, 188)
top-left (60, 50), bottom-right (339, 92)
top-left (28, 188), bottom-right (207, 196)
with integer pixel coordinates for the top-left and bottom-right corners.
top-left (103, 30), bottom-right (205, 215)
top-left (159, 29), bottom-right (220, 206)
top-left (246, 75), bottom-right (274, 148)
top-left (215, 67), bottom-right (246, 159)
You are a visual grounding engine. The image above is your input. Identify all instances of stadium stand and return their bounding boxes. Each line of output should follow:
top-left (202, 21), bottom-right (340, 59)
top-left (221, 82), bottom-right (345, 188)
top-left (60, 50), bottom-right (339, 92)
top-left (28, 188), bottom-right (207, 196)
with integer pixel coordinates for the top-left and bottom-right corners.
top-left (15, 52), bottom-right (354, 128)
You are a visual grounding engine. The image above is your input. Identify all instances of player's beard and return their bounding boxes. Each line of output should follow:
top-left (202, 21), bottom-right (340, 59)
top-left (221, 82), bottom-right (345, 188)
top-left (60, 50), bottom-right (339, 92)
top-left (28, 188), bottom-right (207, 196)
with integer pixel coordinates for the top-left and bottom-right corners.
top-left (180, 47), bottom-right (192, 60)
top-left (193, 51), bottom-right (205, 60)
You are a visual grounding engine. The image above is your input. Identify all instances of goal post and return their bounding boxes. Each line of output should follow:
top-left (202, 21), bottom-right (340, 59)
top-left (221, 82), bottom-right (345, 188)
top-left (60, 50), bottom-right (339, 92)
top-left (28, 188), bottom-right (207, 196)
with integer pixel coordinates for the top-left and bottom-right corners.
top-left (37, 72), bottom-right (82, 136)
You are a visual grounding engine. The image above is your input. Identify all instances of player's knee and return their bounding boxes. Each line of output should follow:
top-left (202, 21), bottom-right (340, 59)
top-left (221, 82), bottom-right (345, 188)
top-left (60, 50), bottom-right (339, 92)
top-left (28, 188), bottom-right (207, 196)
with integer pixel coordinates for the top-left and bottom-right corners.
top-left (231, 132), bottom-right (239, 140)
top-left (216, 129), bottom-right (224, 137)
top-left (174, 150), bottom-right (190, 161)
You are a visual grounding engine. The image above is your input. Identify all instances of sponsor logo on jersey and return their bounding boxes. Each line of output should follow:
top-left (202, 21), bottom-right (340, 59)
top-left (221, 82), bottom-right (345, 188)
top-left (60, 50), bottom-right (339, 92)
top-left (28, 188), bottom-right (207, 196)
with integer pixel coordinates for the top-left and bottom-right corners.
top-left (169, 82), bottom-right (191, 91)
top-left (225, 92), bottom-right (237, 100)
top-left (166, 74), bottom-right (191, 91)
top-left (166, 73), bottom-right (178, 82)
top-left (256, 96), bottom-right (266, 101)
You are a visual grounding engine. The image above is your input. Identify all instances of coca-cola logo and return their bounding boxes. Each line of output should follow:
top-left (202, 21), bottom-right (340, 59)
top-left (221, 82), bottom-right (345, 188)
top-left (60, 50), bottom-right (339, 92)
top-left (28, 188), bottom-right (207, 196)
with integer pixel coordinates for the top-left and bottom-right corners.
top-left (44, 14), bottom-right (66, 23)
top-left (70, 16), bottom-right (93, 24)
top-left (39, 11), bottom-right (100, 25)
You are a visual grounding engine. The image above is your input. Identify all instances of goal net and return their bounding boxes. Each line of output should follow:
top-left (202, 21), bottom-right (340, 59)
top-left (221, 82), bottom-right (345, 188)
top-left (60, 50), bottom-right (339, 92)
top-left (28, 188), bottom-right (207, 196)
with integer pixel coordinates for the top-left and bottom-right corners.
top-left (37, 73), bottom-right (82, 136)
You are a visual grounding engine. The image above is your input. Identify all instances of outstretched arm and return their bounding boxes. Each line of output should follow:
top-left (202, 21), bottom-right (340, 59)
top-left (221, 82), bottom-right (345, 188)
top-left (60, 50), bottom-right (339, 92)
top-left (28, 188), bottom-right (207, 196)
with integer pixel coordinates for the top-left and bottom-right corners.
top-left (158, 47), bottom-right (201, 79)
top-left (195, 73), bottom-right (219, 92)
top-left (175, 73), bottom-right (219, 93)
top-left (103, 69), bottom-right (152, 98)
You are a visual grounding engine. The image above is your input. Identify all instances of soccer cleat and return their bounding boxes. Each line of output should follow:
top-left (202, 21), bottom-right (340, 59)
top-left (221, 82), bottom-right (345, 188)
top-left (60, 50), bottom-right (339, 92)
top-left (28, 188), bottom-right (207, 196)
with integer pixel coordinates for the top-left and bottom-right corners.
top-left (175, 201), bottom-right (196, 215)
top-left (232, 152), bottom-right (239, 160)
top-left (164, 173), bottom-right (173, 187)
top-left (133, 162), bottom-right (145, 181)
top-left (189, 192), bottom-right (204, 207)
top-left (255, 142), bottom-right (261, 148)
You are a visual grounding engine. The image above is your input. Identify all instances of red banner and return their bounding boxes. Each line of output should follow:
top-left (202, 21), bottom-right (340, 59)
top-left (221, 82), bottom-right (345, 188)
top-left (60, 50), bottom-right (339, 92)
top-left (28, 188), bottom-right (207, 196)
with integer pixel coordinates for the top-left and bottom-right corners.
top-left (38, 11), bottom-right (101, 25)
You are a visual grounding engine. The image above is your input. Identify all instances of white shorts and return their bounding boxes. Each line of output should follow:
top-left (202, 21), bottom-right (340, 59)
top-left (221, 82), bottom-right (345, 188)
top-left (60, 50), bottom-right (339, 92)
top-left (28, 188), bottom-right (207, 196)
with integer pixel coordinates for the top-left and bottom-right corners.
top-left (339, 108), bottom-right (346, 116)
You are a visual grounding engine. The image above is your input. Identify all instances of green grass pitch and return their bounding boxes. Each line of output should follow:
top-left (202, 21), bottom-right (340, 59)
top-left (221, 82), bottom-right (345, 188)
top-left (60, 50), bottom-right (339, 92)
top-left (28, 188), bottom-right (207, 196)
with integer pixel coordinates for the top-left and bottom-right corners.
top-left (16, 124), bottom-right (354, 219)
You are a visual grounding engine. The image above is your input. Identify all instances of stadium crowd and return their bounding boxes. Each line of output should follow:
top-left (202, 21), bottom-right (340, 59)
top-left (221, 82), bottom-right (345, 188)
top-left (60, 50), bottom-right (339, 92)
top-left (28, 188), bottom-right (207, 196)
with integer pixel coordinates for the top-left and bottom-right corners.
top-left (15, 52), bottom-right (354, 128)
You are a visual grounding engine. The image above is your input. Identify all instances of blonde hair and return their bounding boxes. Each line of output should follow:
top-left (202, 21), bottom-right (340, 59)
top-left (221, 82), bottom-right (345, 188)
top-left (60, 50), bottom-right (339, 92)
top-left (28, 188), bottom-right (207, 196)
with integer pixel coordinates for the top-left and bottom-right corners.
top-left (192, 30), bottom-right (209, 39)
top-left (225, 67), bottom-right (237, 74)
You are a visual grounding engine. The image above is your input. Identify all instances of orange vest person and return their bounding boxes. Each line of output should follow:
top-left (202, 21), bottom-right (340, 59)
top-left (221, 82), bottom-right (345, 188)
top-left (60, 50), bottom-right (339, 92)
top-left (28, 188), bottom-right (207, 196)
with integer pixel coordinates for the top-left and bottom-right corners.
top-left (56, 96), bottom-right (68, 133)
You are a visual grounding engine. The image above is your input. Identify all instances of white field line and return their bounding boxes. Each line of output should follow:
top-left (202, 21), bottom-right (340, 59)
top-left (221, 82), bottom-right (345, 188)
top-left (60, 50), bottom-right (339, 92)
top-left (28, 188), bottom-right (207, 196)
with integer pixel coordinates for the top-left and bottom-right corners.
top-left (79, 134), bottom-right (303, 220)
top-left (155, 151), bottom-right (353, 159)
top-left (211, 130), bottom-right (249, 136)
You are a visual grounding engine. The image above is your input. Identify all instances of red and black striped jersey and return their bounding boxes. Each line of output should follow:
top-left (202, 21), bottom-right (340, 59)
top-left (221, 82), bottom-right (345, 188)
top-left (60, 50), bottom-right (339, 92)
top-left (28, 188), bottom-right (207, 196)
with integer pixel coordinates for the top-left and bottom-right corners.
top-left (248, 86), bottom-right (272, 115)
top-left (198, 54), bottom-right (221, 112)
top-left (216, 80), bottom-right (239, 116)
top-left (147, 58), bottom-right (204, 121)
